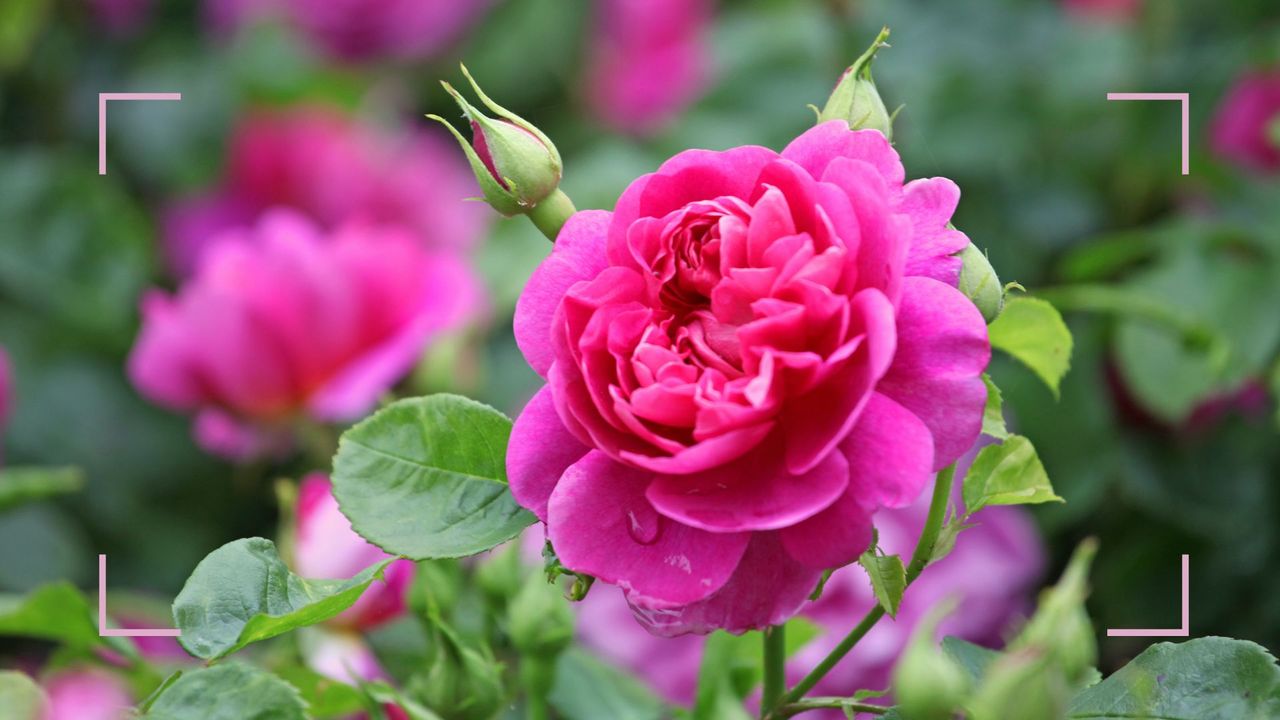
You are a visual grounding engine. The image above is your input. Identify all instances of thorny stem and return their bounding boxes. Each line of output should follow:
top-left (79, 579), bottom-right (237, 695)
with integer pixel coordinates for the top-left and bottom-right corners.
top-left (769, 464), bottom-right (957, 714)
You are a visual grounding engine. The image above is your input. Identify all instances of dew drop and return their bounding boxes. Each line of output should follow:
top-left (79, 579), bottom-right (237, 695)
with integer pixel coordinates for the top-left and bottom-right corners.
top-left (626, 503), bottom-right (662, 545)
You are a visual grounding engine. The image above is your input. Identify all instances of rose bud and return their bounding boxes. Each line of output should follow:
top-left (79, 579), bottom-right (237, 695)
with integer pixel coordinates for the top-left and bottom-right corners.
top-left (893, 603), bottom-right (971, 720)
top-left (430, 66), bottom-right (565, 220)
top-left (508, 572), bottom-right (575, 659)
top-left (819, 26), bottom-right (894, 139)
top-left (957, 241), bottom-right (1004, 323)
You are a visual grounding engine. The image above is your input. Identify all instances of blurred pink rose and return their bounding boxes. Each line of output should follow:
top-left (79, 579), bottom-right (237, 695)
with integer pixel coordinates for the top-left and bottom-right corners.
top-left (42, 669), bottom-right (132, 720)
top-left (1210, 69), bottom-right (1280, 173)
top-left (1062, 0), bottom-right (1142, 21)
top-left (295, 474), bottom-right (415, 629)
top-left (130, 211), bottom-right (481, 459)
top-left (89, 0), bottom-right (152, 34)
top-left (508, 123), bottom-right (986, 635)
top-left (286, 0), bottom-right (491, 63)
top-left (577, 498), bottom-right (1043, 710)
top-left (164, 107), bottom-right (488, 278)
top-left (585, 0), bottom-right (713, 136)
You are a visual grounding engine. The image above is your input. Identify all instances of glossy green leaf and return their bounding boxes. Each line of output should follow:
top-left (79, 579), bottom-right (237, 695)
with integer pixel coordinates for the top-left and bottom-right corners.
top-left (0, 582), bottom-right (100, 648)
top-left (1067, 637), bottom-right (1280, 720)
top-left (941, 636), bottom-right (1000, 684)
top-left (141, 662), bottom-right (308, 720)
top-left (172, 537), bottom-right (392, 661)
top-left (331, 394), bottom-right (534, 560)
top-left (0, 466), bottom-right (83, 513)
top-left (858, 552), bottom-right (907, 618)
top-left (988, 296), bottom-right (1073, 398)
top-left (962, 435), bottom-right (1063, 514)
top-left (980, 375), bottom-right (1009, 440)
top-left (0, 671), bottom-right (46, 720)
top-left (550, 649), bottom-right (666, 720)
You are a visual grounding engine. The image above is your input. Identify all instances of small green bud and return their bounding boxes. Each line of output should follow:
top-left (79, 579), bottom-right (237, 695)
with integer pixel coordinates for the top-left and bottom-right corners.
top-left (968, 650), bottom-right (1071, 720)
top-left (414, 628), bottom-right (505, 720)
top-left (819, 26), bottom-right (894, 139)
top-left (430, 65), bottom-right (563, 216)
top-left (474, 542), bottom-right (524, 605)
top-left (957, 241), bottom-right (1004, 323)
top-left (892, 602), bottom-right (970, 720)
top-left (1010, 539), bottom-right (1099, 685)
top-left (508, 572), bottom-right (575, 659)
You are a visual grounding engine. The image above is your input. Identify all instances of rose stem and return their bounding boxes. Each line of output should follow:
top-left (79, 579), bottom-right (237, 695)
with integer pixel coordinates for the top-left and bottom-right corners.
top-left (526, 188), bottom-right (577, 242)
top-left (773, 697), bottom-right (889, 718)
top-left (761, 624), bottom-right (787, 716)
top-left (769, 463), bottom-right (957, 713)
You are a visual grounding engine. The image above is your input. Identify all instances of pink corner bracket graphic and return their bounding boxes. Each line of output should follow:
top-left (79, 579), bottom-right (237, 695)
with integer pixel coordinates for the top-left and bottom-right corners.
top-left (1105, 554), bottom-right (1190, 638)
top-left (98, 554), bottom-right (181, 638)
top-left (1106, 92), bottom-right (1190, 175)
top-left (97, 92), bottom-right (182, 175)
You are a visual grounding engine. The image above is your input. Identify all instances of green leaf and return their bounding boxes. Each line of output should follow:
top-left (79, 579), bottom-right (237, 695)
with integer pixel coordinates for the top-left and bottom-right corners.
top-left (930, 511), bottom-right (974, 565)
top-left (0, 582), bottom-right (100, 648)
top-left (941, 637), bottom-right (999, 684)
top-left (331, 394), bottom-right (535, 560)
top-left (274, 666), bottom-right (366, 719)
top-left (0, 466), bottom-right (84, 513)
top-left (858, 552), bottom-right (906, 618)
top-left (141, 662), bottom-right (308, 720)
top-left (359, 681), bottom-right (444, 720)
top-left (980, 375), bottom-right (1010, 440)
top-left (0, 671), bottom-right (46, 720)
top-left (550, 649), bottom-right (666, 720)
top-left (988, 296), bottom-right (1073, 398)
top-left (171, 537), bottom-right (392, 661)
top-left (1067, 637), bottom-right (1280, 720)
top-left (961, 435), bottom-right (1063, 515)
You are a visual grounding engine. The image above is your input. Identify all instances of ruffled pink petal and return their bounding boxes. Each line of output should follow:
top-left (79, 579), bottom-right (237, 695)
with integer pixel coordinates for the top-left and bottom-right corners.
top-left (629, 532), bottom-right (823, 636)
top-left (781, 288), bottom-right (896, 473)
top-left (875, 277), bottom-right (989, 470)
top-left (515, 210), bottom-right (613, 377)
top-left (778, 489), bottom-right (874, 571)
top-left (645, 445), bottom-right (848, 533)
top-left (819, 157), bottom-right (908, 304)
top-left (608, 145), bottom-right (779, 263)
top-left (508, 386), bottom-right (590, 522)
top-left (899, 177), bottom-right (969, 285)
top-left (843, 392), bottom-right (936, 509)
top-left (781, 122), bottom-right (905, 190)
top-left (547, 451), bottom-right (750, 606)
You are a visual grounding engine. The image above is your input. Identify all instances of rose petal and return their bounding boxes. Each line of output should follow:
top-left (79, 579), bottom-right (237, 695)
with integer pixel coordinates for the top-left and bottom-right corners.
top-left (628, 532), bottom-right (823, 636)
top-left (515, 210), bottom-right (613, 377)
top-left (900, 177), bottom-right (968, 285)
top-left (781, 121), bottom-right (905, 189)
top-left (875, 277), bottom-right (989, 470)
top-left (843, 392), bottom-right (936, 509)
top-left (645, 444), bottom-right (848, 532)
top-left (778, 489), bottom-right (874, 570)
top-left (507, 386), bottom-right (590, 522)
top-left (548, 451), bottom-right (750, 605)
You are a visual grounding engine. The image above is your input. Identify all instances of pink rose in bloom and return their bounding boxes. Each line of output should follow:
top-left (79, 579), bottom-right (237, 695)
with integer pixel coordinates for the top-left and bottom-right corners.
top-left (130, 211), bottom-right (481, 458)
top-left (164, 107), bottom-right (488, 278)
top-left (585, 0), bottom-right (713, 136)
top-left (295, 474), bottom-right (414, 629)
top-left (284, 0), bottom-right (491, 63)
top-left (41, 669), bottom-right (132, 720)
top-left (577, 499), bottom-right (1043, 708)
top-left (509, 122), bottom-right (987, 634)
top-left (1210, 69), bottom-right (1280, 173)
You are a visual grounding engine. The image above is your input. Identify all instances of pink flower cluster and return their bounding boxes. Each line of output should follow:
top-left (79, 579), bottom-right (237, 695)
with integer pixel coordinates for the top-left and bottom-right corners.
top-left (576, 499), bottom-right (1043, 708)
top-left (585, 0), bottom-right (713, 136)
top-left (130, 211), bottom-right (479, 458)
top-left (1210, 68), bottom-right (1280, 173)
top-left (509, 122), bottom-right (988, 634)
top-left (164, 107), bottom-right (487, 278)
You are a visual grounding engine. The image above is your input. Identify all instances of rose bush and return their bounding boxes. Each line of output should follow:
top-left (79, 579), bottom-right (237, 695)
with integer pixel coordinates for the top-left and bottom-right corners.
top-left (508, 120), bottom-right (989, 634)
top-left (129, 210), bottom-right (480, 458)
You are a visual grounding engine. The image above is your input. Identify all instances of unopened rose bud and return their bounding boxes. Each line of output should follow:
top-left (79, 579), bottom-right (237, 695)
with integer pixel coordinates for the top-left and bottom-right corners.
top-left (1010, 539), bottom-right (1098, 685)
top-left (819, 26), bottom-right (894, 139)
top-left (416, 629), bottom-right (504, 720)
top-left (893, 602), bottom-right (970, 720)
top-left (508, 572), bottom-right (575, 659)
top-left (968, 651), bottom-right (1071, 720)
top-left (957, 241), bottom-right (1004, 323)
top-left (430, 65), bottom-right (563, 216)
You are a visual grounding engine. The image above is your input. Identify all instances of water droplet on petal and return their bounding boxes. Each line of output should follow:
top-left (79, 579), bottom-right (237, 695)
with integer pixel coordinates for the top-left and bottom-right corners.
top-left (626, 503), bottom-right (662, 545)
